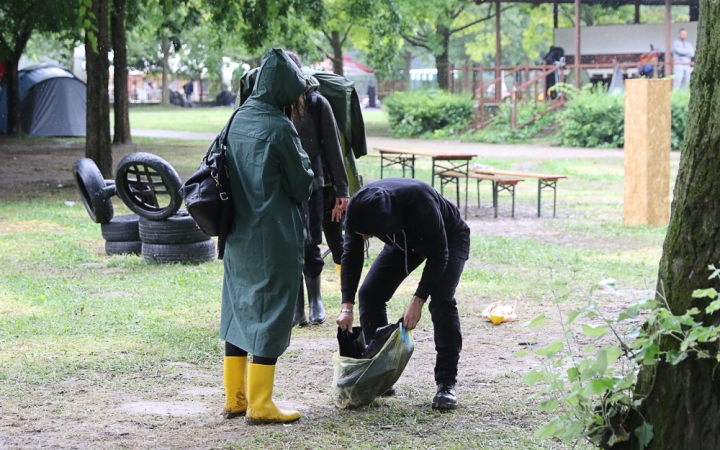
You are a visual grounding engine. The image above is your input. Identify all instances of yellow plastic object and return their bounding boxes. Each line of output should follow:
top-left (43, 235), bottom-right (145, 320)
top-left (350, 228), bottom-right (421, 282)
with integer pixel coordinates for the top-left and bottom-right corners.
top-left (223, 355), bottom-right (247, 417)
top-left (246, 362), bottom-right (300, 424)
top-left (335, 264), bottom-right (342, 290)
top-left (332, 324), bottom-right (414, 408)
top-left (490, 314), bottom-right (505, 325)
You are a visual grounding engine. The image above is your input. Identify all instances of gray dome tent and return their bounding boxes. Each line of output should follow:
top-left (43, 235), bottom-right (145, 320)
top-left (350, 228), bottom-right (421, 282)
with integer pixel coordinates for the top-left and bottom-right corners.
top-left (0, 64), bottom-right (86, 137)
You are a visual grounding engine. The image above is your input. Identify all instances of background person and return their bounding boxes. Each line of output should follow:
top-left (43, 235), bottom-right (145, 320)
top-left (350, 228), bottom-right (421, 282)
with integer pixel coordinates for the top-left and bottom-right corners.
top-left (220, 49), bottom-right (314, 424)
top-left (672, 28), bottom-right (695, 89)
top-left (336, 178), bottom-right (470, 410)
top-left (285, 51), bottom-right (350, 327)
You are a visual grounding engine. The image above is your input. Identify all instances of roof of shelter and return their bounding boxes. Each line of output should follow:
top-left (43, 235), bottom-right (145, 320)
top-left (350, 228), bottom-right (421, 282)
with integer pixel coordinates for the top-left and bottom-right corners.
top-left (501, 0), bottom-right (690, 5)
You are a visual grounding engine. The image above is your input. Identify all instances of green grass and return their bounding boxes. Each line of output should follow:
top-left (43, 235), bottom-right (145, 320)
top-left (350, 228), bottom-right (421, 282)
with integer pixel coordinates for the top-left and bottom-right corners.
top-left (0, 137), bottom-right (670, 449)
top-left (114, 105), bottom-right (392, 137)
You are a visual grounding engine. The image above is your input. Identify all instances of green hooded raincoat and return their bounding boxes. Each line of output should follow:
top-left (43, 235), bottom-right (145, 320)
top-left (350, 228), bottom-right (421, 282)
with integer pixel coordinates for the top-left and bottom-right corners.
top-left (219, 49), bottom-right (314, 358)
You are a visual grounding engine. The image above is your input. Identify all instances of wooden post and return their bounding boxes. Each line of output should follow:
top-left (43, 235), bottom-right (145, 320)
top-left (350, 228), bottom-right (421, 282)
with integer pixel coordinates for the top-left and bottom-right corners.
top-left (635, 0), bottom-right (640, 24)
top-left (495, 0), bottom-right (501, 103)
top-left (542, 60), bottom-right (547, 99)
top-left (624, 79), bottom-right (672, 227)
top-left (665, 0), bottom-right (673, 77)
top-left (553, 1), bottom-right (558, 29)
top-left (574, 0), bottom-right (581, 89)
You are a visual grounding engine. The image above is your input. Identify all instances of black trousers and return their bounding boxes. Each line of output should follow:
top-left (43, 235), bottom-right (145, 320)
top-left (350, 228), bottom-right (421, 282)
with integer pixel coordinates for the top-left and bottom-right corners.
top-left (358, 230), bottom-right (469, 386)
top-left (304, 186), bottom-right (344, 278)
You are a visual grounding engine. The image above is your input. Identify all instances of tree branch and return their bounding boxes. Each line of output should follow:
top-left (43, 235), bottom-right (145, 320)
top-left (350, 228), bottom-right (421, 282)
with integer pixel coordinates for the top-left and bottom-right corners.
top-left (449, 5), bottom-right (514, 34)
top-left (339, 25), bottom-right (352, 46)
top-left (321, 29), bottom-right (334, 44)
top-left (402, 34), bottom-right (432, 51)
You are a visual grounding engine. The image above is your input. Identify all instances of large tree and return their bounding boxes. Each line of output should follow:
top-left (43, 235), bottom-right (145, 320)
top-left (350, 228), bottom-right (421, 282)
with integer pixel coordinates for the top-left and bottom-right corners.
top-left (84, 0), bottom-right (113, 176)
top-left (111, 0), bottom-right (136, 145)
top-left (0, 0), bottom-right (76, 135)
top-left (617, 2), bottom-right (720, 449)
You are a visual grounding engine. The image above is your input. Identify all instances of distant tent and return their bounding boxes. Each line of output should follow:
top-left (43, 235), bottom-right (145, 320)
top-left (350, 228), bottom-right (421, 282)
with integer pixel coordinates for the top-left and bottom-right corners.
top-left (0, 64), bottom-right (86, 137)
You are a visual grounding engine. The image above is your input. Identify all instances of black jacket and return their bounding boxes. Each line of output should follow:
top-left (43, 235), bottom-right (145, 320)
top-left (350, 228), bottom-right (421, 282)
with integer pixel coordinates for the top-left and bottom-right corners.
top-left (341, 178), bottom-right (469, 303)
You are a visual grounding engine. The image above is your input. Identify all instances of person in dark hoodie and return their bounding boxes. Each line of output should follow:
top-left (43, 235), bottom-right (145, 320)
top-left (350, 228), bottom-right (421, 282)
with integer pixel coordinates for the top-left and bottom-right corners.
top-left (336, 178), bottom-right (470, 410)
top-left (285, 51), bottom-right (350, 327)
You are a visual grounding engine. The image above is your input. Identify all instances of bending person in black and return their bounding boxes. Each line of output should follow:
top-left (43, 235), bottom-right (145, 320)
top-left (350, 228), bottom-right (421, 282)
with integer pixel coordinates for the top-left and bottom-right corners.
top-left (336, 178), bottom-right (470, 410)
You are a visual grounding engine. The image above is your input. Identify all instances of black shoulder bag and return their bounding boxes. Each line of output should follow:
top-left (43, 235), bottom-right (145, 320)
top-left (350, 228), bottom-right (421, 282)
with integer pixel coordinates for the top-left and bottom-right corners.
top-left (180, 108), bottom-right (241, 260)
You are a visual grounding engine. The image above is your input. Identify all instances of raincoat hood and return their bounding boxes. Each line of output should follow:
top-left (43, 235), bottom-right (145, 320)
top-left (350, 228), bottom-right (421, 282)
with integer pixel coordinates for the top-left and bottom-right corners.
top-left (250, 49), bottom-right (306, 110)
top-left (345, 184), bottom-right (402, 235)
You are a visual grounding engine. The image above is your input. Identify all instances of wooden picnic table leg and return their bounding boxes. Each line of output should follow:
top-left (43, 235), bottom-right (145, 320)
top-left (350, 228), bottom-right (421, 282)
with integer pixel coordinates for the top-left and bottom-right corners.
top-left (552, 181), bottom-right (557, 218)
top-left (431, 158), bottom-right (436, 187)
top-left (464, 167), bottom-right (469, 220)
top-left (455, 176), bottom-right (460, 209)
top-left (411, 155), bottom-right (416, 179)
top-left (493, 181), bottom-right (498, 219)
top-left (537, 179), bottom-right (542, 217)
top-left (477, 179), bottom-right (481, 208)
top-left (511, 184), bottom-right (516, 218)
top-left (380, 153), bottom-right (384, 179)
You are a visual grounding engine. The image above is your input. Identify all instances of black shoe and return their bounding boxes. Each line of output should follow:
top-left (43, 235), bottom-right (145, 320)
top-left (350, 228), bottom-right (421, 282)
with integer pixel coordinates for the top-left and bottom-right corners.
top-left (292, 282), bottom-right (308, 327)
top-left (306, 275), bottom-right (326, 324)
top-left (432, 383), bottom-right (458, 410)
top-left (381, 386), bottom-right (396, 397)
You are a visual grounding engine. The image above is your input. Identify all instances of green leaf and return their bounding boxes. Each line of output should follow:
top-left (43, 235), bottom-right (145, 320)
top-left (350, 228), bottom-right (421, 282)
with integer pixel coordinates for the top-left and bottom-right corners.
top-left (692, 288), bottom-right (718, 299)
top-left (521, 313), bottom-right (546, 329)
top-left (582, 324), bottom-right (607, 337)
top-left (589, 377), bottom-right (616, 394)
top-left (634, 422), bottom-right (654, 448)
top-left (706, 300), bottom-right (720, 314)
top-left (523, 370), bottom-right (544, 386)
top-left (605, 345), bottom-right (623, 365)
top-left (566, 309), bottom-right (580, 324)
top-left (536, 340), bottom-right (564, 358)
top-left (539, 398), bottom-right (559, 411)
top-left (514, 349), bottom-right (528, 357)
top-left (567, 367), bottom-right (579, 382)
top-left (597, 277), bottom-right (618, 290)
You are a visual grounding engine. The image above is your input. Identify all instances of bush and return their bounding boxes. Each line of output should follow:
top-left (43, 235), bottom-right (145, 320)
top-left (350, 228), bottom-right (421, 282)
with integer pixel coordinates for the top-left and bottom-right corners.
top-left (464, 102), bottom-right (556, 144)
top-left (383, 90), bottom-right (473, 138)
top-left (555, 85), bottom-right (625, 148)
top-left (671, 89), bottom-right (690, 150)
top-left (556, 84), bottom-right (690, 150)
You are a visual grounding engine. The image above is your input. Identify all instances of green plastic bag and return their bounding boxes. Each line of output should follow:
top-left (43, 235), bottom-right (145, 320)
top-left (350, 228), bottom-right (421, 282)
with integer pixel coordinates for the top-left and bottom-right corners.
top-left (331, 324), bottom-right (414, 408)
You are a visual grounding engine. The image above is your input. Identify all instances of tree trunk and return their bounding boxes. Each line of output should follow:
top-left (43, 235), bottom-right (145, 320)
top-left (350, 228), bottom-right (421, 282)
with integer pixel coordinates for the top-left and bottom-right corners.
top-left (5, 27), bottom-right (32, 135)
top-left (618, 3), bottom-right (720, 449)
top-left (403, 50), bottom-right (413, 89)
top-left (161, 35), bottom-right (170, 105)
top-left (330, 31), bottom-right (344, 76)
top-left (85, 0), bottom-right (113, 177)
top-left (111, 0), bottom-right (131, 145)
top-left (435, 24), bottom-right (451, 90)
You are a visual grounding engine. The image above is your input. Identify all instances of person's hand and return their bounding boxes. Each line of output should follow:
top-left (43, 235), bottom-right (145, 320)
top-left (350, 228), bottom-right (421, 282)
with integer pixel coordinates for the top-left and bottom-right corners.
top-left (402, 296), bottom-right (425, 330)
top-left (336, 302), bottom-right (355, 332)
top-left (332, 197), bottom-right (350, 222)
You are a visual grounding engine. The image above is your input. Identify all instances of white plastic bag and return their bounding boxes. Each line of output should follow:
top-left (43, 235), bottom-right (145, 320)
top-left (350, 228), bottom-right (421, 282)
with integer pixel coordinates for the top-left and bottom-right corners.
top-left (331, 324), bottom-right (414, 408)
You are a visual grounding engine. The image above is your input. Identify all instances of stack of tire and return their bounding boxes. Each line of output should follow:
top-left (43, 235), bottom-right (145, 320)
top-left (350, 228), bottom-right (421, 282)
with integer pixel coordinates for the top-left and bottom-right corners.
top-left (72, 158), bottom-right (142, 256)
top-left (73, 152), bottom-right (216, 264)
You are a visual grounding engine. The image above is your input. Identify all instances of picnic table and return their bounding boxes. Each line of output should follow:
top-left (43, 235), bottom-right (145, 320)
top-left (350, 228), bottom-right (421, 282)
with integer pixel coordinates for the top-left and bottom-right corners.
top-left (375, 146), bottom-right (475, 217)
top-left (472, 168), bottom-right (567, 217)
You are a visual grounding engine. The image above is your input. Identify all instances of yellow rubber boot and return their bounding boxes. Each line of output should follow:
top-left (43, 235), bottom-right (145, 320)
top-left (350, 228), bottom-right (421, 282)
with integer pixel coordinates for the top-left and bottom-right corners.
top-left (335, 264), bottom-right (342, 290)
top-left (223, 356), bottom-right (247, 419)
top-left (246, 362), bottom-right (300, 424)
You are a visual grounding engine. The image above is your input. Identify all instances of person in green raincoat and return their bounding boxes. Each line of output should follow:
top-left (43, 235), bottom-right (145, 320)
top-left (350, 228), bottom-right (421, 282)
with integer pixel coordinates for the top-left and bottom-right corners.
top-left (220, 49), bottom-right (314, 424)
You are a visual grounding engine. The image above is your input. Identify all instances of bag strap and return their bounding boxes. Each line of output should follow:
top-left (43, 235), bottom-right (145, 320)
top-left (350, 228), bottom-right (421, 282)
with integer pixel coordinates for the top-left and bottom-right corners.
top-left (205, 107), bottom-right (243, 160)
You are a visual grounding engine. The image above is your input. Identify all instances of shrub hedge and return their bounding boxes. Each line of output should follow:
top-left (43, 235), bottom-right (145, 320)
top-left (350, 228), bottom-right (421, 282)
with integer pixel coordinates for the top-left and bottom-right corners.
top-left (383, 90), bottom-right (474, 138)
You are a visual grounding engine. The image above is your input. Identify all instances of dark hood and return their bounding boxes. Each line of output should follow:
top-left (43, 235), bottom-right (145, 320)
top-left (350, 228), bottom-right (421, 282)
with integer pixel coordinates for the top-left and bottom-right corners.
top-left (345, 185), bottom-right (402, 235)
top-left (249, 49), bottom-right (306, 110)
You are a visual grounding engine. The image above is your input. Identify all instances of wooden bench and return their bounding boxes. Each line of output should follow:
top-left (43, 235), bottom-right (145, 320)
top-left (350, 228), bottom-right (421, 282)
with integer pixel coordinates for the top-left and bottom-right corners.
top-left (437, 170), bottom-right (524, 218)
top-left (472, 169), bottom-right (568, 217)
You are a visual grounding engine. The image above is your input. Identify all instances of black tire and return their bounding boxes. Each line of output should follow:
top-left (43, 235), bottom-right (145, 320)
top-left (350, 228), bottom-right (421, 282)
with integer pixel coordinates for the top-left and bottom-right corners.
top-left (142, 240), bottom-right (216, 264)
top-left (114, 152), bottom-right (183, 221)
top-left (106, 240), bottom-right (142, 256)
top-left (139, 209), bottom-right (208, 245)
top-left (72, 158), bottom-right (115, 224)
top-left (101, 214), bottom-right (140, 241)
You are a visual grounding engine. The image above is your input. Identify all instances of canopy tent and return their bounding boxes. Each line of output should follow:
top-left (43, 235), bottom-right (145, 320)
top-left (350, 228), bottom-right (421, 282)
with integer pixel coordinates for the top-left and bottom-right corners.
top-left (0, 64), bottom-right (86, 137)
top-left (320, 54), bottom-right (375, 77)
